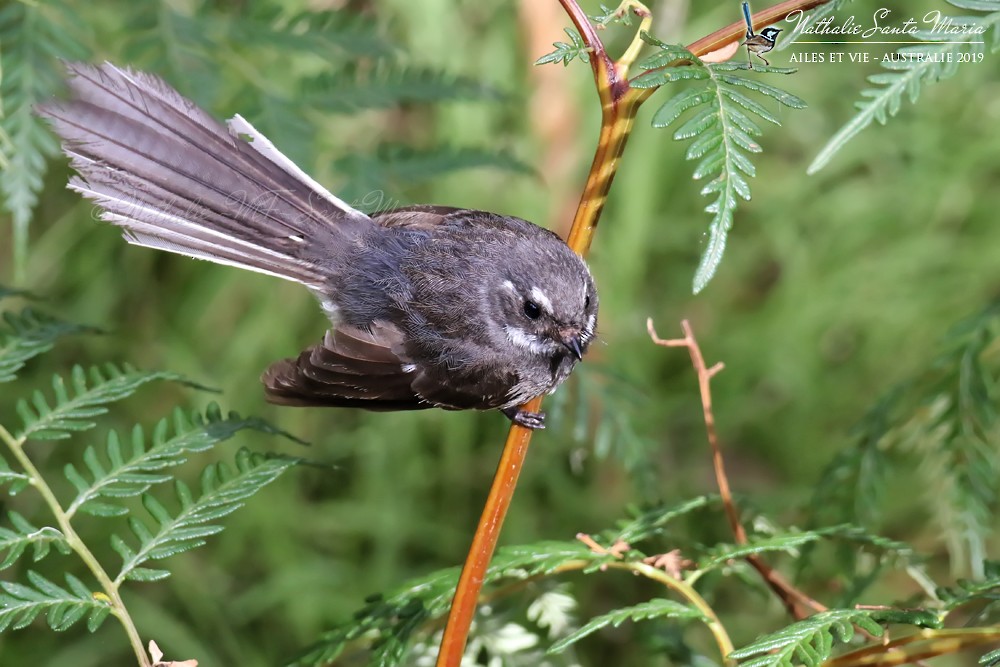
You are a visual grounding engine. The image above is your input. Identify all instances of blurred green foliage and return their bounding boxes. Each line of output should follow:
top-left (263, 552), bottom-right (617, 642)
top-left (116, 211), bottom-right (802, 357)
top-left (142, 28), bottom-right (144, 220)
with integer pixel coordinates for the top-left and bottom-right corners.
top-left (1, 0), bottom-right (999, 665)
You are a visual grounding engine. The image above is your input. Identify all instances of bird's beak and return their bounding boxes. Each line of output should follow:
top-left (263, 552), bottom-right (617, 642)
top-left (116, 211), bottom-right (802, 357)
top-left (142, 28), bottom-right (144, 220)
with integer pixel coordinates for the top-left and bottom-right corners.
top-left (560, 333), bottom-right (584, 360)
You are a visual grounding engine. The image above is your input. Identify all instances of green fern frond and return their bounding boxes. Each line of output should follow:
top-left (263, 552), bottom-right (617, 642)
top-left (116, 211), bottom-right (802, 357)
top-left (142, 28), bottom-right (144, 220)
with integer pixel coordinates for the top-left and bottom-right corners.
top-left (0, 308), bottom-right (95, 384)
top-left (808, 386), bottom-right (903, 527)
top-left (937, 561), bottom-right (1000, 611)
top-left (291, 540), bottom-right (601, 666)
top-left (547, 365), bottom-right (659, 498)
top-left (0, 511), bottom-right (69, 570)
top-left (809, 0), bottom-right (1000, 173)
top-left (809, 303), bottom-right (1000, 574)
top-left (0, 570), bottom-right (111, 633)
top-left (334, 144), bottom-right (534, 203)
top-left (613, 495), bottom-right (719, 544)
top-left (0, 455), bottom-right (32, 494)
top-left (632, 44), bottom-right (805, 293)
top-left (894, 304), bottom-right (999, 572)
top-left (112, 448), bottom-right (296, 584)
top-left (0, 512), bottom-right (67, 568)
top-left (700, 532), bottom-right (827, 571)
top-left (730, 608), bottom-right (938, 667)
top-left (251, 9), bottom-right (392, 59)
top-left (304, 67), bottom-right (503, 114)
top-left (64, 404), bottom-right (298, 519)
top-left (548, 598), bottom-right (704, 654)
top-left (14, 364), bottom-right (193, 442)
top-left (814, 524), bottom-right (919, 560)
top-left (0, 0), bottom-right (89, 278)
top-left (535, 28), bottom-right (590, 67)
top-left (982, 647), bottom-right (1000, 666)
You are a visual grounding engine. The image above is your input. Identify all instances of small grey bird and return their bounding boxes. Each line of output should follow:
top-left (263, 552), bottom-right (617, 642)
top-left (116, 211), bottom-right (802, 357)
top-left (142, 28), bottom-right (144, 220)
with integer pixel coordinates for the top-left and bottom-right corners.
top-left (37, 62), bottom-right (598, 429)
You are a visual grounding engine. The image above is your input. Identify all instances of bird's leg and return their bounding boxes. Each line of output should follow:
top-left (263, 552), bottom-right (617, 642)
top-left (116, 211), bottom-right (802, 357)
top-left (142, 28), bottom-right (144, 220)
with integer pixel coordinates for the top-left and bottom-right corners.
top-left (745, 46), bottom-right (754, 69)
top-left (502, 407), bottom-right (546, 430)
top-left (755, 52), bottom-right (770, 67)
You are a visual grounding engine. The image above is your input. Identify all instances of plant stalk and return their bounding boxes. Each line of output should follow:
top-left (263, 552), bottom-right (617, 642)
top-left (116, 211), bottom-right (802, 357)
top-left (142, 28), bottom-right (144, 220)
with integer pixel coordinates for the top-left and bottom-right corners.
top-left (0, 424), bottom-right (151, 667)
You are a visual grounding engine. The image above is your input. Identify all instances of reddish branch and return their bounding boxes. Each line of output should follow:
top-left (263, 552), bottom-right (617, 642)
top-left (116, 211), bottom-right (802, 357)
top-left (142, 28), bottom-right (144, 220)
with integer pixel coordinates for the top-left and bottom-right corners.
top-left (436, 2), bottom-right (838, 664)
top-left (648, 319), bottom-right (826, 619)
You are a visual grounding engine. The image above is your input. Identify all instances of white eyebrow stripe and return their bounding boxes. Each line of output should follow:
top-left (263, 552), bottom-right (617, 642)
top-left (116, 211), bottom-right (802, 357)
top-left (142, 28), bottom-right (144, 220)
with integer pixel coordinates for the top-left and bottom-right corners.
top-left (503, 280), bottom-right (517, 293)
top-left (529, 287), bottom-right (553, 313)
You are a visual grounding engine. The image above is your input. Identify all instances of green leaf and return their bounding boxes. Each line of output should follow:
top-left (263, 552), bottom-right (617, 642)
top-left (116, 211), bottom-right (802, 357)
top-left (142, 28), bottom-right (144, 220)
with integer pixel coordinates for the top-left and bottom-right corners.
top-left (65, 404), bottom-right (299, 518)
top-left (113, 448), bottom-right (296, 584)
top-left (640, 49), bottom-right (803, 292)
top-left (981, 647), bottom-right (1000, 666)
top-left (0, 308), bottom-right (95, 383)
top-left (809, 303), bottom-right (1000, 573)
top-left (0, 571), bottom-right (111, 633)
top-left (535, 28), bottom-right (590, 67)
top-left (809, 4), bottom-right (1000, 172)
top-left (0, 512), bottom-right (69, 570)
top-left (291, 539), bottom-right (605, 666)
top-left (304, 67), bottom-right (503, 114)
top-left (0, 0), bottom-right (89, 278)
top-left (652, 88), bottom-right (715, 128)
top-left (334, 144), bottom-right (533, 204)
top-left (700, 532), bottom-right (826, 570)
top-left (731, 608), bottom-right (939, 667)
top-left (15, 364), bottom-right (194, 442)
top-left (614, 495), bottom-right (719, 544)
top-left (0, 455), bottom-right (32, 495)
top-left (549, 598), bottom-right (705, 653)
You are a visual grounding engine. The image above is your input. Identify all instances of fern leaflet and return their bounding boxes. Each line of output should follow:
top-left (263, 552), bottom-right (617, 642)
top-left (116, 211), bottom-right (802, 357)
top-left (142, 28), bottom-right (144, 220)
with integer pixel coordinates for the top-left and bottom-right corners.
top-left (0, 570), bottom-right (112, 633)
top-left (0, 511), bottom-right (69, 570)
top-left (700, 532), bottom-right (826, 570)
top-left (549, 598), bottom-right (704, 653)
top-left (112, 448), bottom-right (296, 584)
top-left (535, 28), bottom-right (591, 66)
top-left (730, 608), bottom-right (939, 667)
top-left (14, 364), bottom-right (193, 442)
top-left (809, 0), bottom-right (1000, 173)
top-left (0, 455), bottom-right (31, 494)
top-left (304, 67), bottom-right (503, 114)
top-left (0, 0), bottom-right (89, 277)
top-left (65, 404), bottom-right (298, 518)
top-left (0, 308), bottom-right (95, 383)
top-left (613, 495), bottom-right (719, 544)
top-left (631, 43), bottom-right (805, 292)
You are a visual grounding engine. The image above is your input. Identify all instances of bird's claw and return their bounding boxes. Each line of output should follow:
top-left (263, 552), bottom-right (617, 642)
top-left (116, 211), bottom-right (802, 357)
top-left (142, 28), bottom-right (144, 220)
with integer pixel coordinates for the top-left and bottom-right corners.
top-left (502, 407), bottom-right (546, 430)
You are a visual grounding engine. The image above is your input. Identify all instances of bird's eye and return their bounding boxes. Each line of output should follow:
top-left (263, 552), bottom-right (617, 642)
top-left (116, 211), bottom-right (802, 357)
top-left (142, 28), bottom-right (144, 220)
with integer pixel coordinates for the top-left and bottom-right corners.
top-left (523, 300), bottom-right (542, 320)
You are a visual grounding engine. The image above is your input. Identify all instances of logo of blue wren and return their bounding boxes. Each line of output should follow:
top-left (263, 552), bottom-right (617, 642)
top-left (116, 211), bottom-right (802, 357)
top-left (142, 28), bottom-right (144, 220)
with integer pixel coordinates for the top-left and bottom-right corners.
top-left (741, 2), bottom-right (782, 69)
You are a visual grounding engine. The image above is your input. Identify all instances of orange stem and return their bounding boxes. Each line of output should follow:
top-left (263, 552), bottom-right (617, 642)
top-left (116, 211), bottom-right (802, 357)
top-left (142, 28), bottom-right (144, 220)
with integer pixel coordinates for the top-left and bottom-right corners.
top-left (435, 1), bottom-right (838, 663)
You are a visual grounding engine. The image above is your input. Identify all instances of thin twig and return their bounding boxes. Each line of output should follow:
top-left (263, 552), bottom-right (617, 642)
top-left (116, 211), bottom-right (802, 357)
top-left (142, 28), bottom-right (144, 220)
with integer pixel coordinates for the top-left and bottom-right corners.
top-left (648, 319), bottom-right (826, 619)
top-left (573, 535), bottom-right (736, 666)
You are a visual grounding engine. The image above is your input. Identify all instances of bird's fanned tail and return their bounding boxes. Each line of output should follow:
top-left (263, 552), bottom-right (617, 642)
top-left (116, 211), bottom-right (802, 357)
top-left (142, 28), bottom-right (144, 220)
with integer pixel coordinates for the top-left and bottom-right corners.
top-left (36, 61), bottom-right (370, 286)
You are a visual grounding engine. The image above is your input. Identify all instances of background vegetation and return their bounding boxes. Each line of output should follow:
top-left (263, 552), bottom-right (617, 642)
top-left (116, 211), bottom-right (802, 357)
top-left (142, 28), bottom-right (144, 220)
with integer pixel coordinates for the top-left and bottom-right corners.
top-left (0, 0), bottom-right (998, 665)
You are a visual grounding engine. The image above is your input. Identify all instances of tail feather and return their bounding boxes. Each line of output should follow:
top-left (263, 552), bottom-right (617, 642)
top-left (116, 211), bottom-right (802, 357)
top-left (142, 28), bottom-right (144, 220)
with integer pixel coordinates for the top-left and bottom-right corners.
top-left (37, 61), bottom-right (371, 286)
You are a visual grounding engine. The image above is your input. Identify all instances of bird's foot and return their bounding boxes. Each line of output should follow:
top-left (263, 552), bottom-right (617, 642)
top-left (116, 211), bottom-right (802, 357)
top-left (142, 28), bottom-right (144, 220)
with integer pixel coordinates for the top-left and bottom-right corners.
top-left (502, 407), bottom-right (546, 430)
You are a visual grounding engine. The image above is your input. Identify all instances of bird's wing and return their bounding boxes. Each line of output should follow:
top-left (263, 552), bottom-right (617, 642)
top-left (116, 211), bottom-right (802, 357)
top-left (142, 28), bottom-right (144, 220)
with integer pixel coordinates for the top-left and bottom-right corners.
top-left (262, 321), bottom-right (429, 411)
top-left (262, 320), bottom-right (519, 413)
top-left (370, 205), bottom-right (466, 231)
